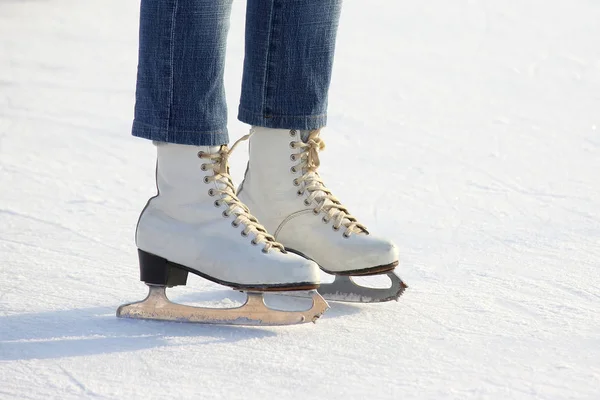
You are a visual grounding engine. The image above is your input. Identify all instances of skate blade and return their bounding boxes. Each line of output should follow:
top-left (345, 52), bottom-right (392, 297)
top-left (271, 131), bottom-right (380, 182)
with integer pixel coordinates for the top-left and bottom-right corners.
top-left (116, 286), bottom-right (329, 326)
top-left (317, 271), bottom-right (407, 303)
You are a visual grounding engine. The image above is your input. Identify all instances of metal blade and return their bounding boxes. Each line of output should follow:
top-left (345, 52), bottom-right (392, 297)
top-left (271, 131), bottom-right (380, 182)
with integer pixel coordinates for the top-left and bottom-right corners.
top-left (318, 271), bottom-right (407, 303)
top-left (117, 286), bottom-right (329, 326)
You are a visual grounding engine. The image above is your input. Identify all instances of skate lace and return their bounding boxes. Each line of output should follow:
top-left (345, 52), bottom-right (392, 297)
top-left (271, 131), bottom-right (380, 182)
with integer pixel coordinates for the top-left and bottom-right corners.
top-left (291, 129), bottom-right (368, 238)
top-left (198, 134), bottom-right (285, 253)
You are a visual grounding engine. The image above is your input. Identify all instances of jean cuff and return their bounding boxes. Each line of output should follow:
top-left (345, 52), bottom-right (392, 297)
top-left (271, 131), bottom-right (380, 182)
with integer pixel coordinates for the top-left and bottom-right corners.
top-left (237, 106), bottom-right (327, 130)
top-left (132, 120), bottom-right (229, 146)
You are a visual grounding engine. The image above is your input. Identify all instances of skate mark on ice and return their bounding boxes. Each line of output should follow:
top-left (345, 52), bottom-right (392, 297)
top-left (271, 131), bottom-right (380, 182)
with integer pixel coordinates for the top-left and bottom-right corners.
top-left (0, 208), bottom-right (126, 253)
top-left (0, 390), bottom-right (36, 400)
top-left (552, 281), bottom-right (600, 302)
top-left (56, 364), bottom-right (108, 399)
top-left (0, 307), bottom-right (276, 361)
top-left (0, 110), bottom-right (127, 140)
top-left (0, 236), bottom-right (101, 263)
top-left (391, 126), bottom-right (588, 205)
top-left (402, 302), bottom-right (494, 338)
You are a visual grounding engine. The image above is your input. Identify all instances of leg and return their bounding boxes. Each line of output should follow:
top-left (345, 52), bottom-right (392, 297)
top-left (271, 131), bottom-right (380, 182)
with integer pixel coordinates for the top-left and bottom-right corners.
top-left (120, 0), bottom-right (328, 325)
top-left (236, 1), bottom-right (406, 302)
top-left (238, 0), bottom-right (343, 130)
top-left (132, 0), bottom-right (232, 146)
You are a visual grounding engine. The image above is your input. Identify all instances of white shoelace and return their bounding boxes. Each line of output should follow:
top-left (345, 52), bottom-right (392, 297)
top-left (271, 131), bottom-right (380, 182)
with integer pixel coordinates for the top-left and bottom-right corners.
top-left (198, 135), bottom-right (284, 253)
top-left (291, 129), bottom-right (368, 238)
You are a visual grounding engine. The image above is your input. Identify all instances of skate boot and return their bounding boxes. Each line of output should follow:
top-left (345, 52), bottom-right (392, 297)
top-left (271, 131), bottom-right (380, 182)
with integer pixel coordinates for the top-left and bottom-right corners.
top-left (117, 138), bottom-right (328, 325)
top-left (237, 127), bottom-right (407, 303)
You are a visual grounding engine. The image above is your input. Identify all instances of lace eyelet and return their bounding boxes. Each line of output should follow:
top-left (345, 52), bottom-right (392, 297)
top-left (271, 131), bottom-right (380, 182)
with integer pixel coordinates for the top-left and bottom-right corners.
top-left (304, 199), bottom-right (311, 206)
top-left (197, 151), bottom-right (204, 158)
top-left (214, 200), bottom-right (221, 207)
top-left (251, 239), bottom-right (258, 245)
top-left (208, 189), bottom-right (215, 196)
top-left (289, 130), bottom-right (297, 137)
top-left (297, 190), bottom-right (304, 196)
top-left (289, 142), bottom-right (296, 149)
top-left (290, 154), bottom-right (296, 161)
top-left (200, 164), bottom-right (207, 171)
top-left (312, 208), bottom-right (319, 215)
top-left (293, 178), bottom-right (300, 186)
top-left (241, 231), bottom-right (248, 237)
top-left (222, 210), bottom-right (230, 218)
top-left (332, 225), bottom-right (340, 231)
top-left (232, 221), bottom-right (239, 228)
top-left (343, 232), bottom-right (350, 238)
top-left (203, 176), bottom-right (210, 184)
top-left (290, 166), bottom-right (297, 173)
top-left (322, 217), bottom-right (329, 224)
top-left (262, 248), bottom-right (269, 254)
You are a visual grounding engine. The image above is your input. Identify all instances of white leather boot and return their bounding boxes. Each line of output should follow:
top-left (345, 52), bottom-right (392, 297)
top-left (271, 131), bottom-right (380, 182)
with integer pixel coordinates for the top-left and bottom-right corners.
top-left (237, 127), bottom-right (399, 276)
top-left (135, 141), bottom-right (320, 290)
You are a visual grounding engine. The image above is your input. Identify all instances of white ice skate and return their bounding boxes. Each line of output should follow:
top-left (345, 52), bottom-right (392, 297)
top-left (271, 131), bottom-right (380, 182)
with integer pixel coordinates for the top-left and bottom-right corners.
top-left (237, 127), bottom-right (407, 303)
top-left (117, 138), bottom-right (328, 325)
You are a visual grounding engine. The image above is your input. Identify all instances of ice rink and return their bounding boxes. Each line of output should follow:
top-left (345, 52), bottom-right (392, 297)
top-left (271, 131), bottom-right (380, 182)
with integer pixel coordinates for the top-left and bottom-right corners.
top-left (1, 1), bottom-right (599, 399)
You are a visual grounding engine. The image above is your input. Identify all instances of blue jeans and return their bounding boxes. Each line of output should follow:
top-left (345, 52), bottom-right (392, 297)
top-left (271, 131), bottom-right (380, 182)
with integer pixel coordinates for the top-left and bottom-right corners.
top-left (132, 0), bottom-right (343, 146)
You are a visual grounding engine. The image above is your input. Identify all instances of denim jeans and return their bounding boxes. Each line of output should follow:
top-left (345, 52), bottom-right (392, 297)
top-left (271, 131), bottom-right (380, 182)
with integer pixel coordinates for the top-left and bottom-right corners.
top-left (132, 0), bottom-right (343, 146)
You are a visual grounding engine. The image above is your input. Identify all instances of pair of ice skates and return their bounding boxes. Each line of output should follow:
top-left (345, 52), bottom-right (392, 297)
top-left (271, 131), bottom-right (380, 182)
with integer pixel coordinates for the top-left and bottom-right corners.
top-left (117, 127), bottom-right (407, 326)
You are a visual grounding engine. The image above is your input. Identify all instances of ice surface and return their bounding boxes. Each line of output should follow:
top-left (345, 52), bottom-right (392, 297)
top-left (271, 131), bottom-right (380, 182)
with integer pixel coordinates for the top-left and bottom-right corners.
top-left (1, 1), bottom-right (599, 399)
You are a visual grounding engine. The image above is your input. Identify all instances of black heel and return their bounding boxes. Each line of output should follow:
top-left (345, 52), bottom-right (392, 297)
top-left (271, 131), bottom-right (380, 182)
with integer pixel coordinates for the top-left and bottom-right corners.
top-left (138, 249), bottom-right (188, 287)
